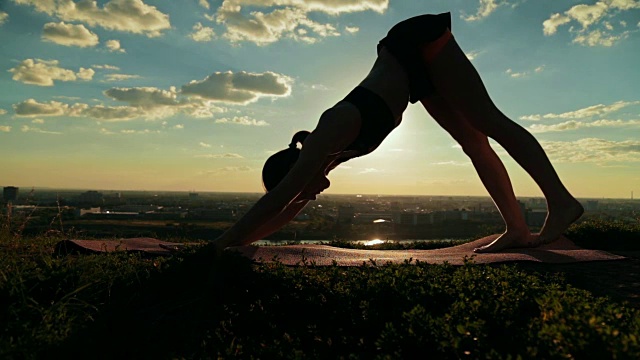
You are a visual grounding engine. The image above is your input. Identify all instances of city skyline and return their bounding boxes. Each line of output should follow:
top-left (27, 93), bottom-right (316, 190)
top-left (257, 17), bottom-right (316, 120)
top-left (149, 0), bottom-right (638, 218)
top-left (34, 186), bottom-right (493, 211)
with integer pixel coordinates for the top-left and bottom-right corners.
top-left (1, 1), bottom-right (639, 198)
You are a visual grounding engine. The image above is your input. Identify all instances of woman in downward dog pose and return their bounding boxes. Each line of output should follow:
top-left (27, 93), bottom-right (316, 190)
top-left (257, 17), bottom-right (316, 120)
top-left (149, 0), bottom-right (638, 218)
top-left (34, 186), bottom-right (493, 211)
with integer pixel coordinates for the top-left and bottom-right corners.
top-left (213, 12), bottom-right (583, 253)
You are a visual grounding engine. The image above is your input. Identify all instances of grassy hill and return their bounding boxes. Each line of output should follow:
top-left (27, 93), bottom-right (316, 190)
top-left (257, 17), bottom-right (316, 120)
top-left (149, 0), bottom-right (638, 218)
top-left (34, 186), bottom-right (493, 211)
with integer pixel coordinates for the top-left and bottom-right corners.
top-left (1, 220), bottom-right (639, 359)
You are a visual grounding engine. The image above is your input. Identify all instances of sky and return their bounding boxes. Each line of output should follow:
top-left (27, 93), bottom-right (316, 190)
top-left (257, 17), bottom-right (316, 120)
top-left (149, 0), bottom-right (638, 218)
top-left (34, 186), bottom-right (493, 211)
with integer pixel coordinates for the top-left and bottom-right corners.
top-left (0, 0), bottom-right (639, 198)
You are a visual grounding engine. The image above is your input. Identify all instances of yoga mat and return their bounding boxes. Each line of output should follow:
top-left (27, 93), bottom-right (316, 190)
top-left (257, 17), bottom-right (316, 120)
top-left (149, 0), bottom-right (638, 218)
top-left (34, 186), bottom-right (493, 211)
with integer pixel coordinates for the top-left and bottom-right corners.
top-left (229, 234), bottom-right (625, 266)
top-left (55, 235), bottom-right (625, 266)
top-left (55, 238), bottom-right (195, 256)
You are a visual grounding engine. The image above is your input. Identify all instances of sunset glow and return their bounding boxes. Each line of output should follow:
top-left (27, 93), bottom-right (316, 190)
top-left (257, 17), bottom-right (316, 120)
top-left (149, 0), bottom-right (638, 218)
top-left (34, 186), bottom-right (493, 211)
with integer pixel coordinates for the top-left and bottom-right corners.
top-left (1, 1), bottom-right (638, 198)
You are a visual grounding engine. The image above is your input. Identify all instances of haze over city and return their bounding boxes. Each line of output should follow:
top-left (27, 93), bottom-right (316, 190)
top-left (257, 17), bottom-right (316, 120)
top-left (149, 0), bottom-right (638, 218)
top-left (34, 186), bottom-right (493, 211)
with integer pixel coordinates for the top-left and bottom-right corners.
top-left (1, 0), bottom-right (639, 198)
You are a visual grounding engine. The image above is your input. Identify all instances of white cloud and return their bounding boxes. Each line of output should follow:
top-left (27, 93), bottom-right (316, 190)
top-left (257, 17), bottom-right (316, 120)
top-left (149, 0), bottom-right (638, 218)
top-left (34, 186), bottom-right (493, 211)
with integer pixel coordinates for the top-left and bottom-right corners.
top-left (42, 22), bottom-right (99, 47)
top-left (359, 168), bottom-right (380, 174)
top-left (103, 74), bottom-right (142, 82)
top-left (465, 50), bottom-right (483, 60)
top-left (566, 2), bottom-right (609, 29)
top-left (99, 128), bottom-right (116, 135)
top-left (215, 0), bottom-right (387, 45)
top-left (53, 95), bottom-right (81, 100)
top-left (542, 0), bottom-right (640, 46)
top-left (521, 100), bottom-right (640, 120)
top-left (345, 26), bottom-right (359, 34)
top-left (505, 65), bottom-right (544, 78)
top-left (199, 0), bottom-right (210, 10)
top-left (0, 11), bottom-right (8, 26)
top-left (13, 0), bottom-right (171, 37)
top-left (11, 69), bottom-right (292, 121)
top-left (92, 64), bottom-right (120, 70)
top-left (573, 28), bottom-right (629, 46)
top-left (310, 84), bottom-right (329, 91)
top-left (542, 138), bottom-right (640, 164)
top-left (432, 161), bottom-right (471, 166)
top-left (76, 67), bottom-right (95, 81)
top-left (505, 68), bottom-right (527, 78)
top-left (174, 124), bottom-right (184, 129)
top-left (184, 101), bottom-right (227, 118)
top-left (0, 126), bottom-right (11, 132)
top-left (189, 22), bottom-right (216, 42)
top-left (215, 116), bottom-right (269, 126)
top-left (199, 142), bottom-right (212, 148)
top-left (8, 59), bottom-right (94, 86)
top-left (120, 129), bottom-right (161, 134)
top-left (181, 71), bottom-right (292, 104)
top-left (196, 153), bottom-right (244, 158)
top-left (105, 39), bottom-right (125, 53)
top-left (221, 0), bottom-right (388, 14)
top-left (73, 104), bottom-right (146, 121)
top-left (520, 115), bottom-right (541, 121)
top-left (32, 119), bottom-right (45, 124)
top-left (543, 13), bottom-right (572, 35)
top-left (463, 0), bottom-right (512, 22)
top-left (13, 99), bottom-right (69, 117)
top-left (217, 6), bottom-right (336, 44)
top-left (14, 86), bottom-right (225, 122)
top-left (207, 166), bottom-right (252, 174)
top-left (529, 118), bottom-right (640, 133)
top-left (104, 87), bottom-right (180, 107)
top-left (9, 59), bottom-right (78, 86)
top-left (0, 109), bottom-right (7, 115)
top-left (13, 98), bottom-right (145, 121)
top-left (20, 125), bottom-right (62, 135)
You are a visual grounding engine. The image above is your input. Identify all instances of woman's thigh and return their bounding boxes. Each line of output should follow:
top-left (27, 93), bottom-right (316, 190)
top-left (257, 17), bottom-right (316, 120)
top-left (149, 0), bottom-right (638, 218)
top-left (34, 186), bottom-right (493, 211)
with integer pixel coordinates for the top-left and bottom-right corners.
top-left (422, 38), bottom-right (504, 133)
top-left (420, 94), bottom-right (488, 148)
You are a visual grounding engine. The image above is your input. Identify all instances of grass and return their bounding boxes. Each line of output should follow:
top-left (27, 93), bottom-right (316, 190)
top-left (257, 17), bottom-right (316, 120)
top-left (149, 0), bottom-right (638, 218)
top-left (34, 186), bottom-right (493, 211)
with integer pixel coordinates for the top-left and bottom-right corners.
top-left (1, 218), bottom-right (640, 359)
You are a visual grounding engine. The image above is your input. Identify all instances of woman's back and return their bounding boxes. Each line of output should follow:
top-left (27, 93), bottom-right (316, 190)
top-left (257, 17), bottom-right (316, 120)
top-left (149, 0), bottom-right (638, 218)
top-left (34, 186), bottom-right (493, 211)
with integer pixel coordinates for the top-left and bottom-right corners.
top-left (358, 47), bottom-right (411, 124)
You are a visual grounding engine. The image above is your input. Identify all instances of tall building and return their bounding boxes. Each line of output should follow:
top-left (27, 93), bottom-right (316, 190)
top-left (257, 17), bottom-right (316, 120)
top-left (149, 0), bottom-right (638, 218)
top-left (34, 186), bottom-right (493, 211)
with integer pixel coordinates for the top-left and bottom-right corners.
top-left (3, 186), bottom-right (19, 203)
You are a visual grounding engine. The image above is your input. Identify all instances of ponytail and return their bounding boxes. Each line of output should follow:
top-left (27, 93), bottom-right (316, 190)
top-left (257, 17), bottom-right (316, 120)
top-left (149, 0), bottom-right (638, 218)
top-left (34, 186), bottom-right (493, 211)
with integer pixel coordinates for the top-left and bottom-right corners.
top-left (288, 130), bottom-right (310, 149)
top-left (262, 130), bottom-right (311, 192)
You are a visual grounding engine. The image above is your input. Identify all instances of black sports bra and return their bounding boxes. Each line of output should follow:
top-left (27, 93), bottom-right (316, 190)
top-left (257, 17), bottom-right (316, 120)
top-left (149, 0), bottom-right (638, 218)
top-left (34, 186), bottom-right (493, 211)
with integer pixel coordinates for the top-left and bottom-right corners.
top-left (336, 86), bottom-right (397, 163)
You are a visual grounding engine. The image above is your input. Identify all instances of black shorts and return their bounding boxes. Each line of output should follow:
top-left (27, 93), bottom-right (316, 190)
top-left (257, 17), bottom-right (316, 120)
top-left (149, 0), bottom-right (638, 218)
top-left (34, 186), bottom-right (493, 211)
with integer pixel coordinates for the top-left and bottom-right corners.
top-left (378, 12), bottom-right (452, 103)
top-left (332, 86), bottom-right (396, 164)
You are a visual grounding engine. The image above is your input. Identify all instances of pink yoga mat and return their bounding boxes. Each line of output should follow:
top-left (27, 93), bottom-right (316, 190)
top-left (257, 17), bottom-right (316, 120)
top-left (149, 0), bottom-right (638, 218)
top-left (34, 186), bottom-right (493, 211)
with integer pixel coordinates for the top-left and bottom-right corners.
top-left (57, 235), bottom-right (625, 266)
top-left (228, 235), bottom-right (625, 266)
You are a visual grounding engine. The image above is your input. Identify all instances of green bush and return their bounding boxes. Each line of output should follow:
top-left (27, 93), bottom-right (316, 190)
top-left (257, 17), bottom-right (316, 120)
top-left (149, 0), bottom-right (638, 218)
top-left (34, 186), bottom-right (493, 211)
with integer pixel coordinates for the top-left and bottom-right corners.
top-left (1, 220), bottom-right (640, 359)
top-left (566, 220), bottom-right (640, 251)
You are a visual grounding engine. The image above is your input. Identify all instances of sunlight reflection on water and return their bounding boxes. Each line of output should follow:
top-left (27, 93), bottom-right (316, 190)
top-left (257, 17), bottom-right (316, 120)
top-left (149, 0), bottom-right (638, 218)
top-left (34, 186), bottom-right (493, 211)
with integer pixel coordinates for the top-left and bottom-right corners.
top-left (362, 239), bottom-right (385, 246)
top-left (254, 239), bottom-right (457, 246)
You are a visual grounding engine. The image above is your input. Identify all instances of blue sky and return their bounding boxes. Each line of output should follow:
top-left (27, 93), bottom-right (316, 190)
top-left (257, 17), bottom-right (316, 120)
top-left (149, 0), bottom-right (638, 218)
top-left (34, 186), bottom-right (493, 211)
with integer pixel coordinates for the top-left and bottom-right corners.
top-left (0, 0), bottom-right (639, 198)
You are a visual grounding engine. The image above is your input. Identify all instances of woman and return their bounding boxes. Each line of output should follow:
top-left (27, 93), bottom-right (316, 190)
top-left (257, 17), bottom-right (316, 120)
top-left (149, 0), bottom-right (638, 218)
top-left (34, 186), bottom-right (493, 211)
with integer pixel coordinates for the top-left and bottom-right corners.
top-left (213, 13), bottom-right (583, 253)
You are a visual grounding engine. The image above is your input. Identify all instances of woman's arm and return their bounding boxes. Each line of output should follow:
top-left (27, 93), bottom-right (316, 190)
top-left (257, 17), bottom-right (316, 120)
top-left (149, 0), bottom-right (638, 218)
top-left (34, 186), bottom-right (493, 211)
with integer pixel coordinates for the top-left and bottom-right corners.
top-left (233, 199), bottom-right (310, 246)
top-left (213, 144), bottom-right (327, 248)
top-left (213, 105), bottom-right (361, 249)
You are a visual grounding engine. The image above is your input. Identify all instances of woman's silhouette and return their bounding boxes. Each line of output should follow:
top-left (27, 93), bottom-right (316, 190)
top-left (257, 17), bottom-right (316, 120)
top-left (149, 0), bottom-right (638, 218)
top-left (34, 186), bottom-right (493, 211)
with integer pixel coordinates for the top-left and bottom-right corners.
top-left (213, 12), bottom-right (583, 252)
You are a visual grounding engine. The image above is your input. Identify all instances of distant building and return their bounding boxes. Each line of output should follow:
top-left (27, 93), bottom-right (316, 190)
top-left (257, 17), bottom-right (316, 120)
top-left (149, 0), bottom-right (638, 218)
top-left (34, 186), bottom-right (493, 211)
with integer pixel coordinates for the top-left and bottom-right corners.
top-left (585, 200), bottom-right (599, 211)
top-left (353, 212), bottom-right (393, 224)
top-left (188, 208), bottom-right (236, 221)
top-left (398, 212), bottom-right (434, 226)
top-left (3, 186), bottom-right (19, 203)
top-left (337, 205), bottom-right (355, 224)
top-left (78, 191), bottom-right (104, 205)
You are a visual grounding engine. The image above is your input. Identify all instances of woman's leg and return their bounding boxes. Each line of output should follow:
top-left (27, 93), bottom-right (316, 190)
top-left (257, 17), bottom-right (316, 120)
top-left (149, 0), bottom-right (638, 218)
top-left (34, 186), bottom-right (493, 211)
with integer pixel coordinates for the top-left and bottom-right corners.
top-left (421, 95), bottom-right (535, 252)
top-left (422, 38), bottom-right (583, 247)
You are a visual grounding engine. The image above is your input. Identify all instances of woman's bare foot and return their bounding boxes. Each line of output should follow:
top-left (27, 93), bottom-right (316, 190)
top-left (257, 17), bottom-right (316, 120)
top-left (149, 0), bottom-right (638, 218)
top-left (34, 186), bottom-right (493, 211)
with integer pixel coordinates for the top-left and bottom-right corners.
top-left (474, 230), bottom-right (536, 253)
top-left (539, 198), bottom-right (584, 244)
